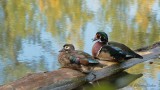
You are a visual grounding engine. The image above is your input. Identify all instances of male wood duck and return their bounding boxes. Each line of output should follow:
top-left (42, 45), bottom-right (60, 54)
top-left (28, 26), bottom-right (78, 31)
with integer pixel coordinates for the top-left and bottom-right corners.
top-left (58, 44), bottom-right (103, 73)
top-left (92, 32), bottom-right (143, 62)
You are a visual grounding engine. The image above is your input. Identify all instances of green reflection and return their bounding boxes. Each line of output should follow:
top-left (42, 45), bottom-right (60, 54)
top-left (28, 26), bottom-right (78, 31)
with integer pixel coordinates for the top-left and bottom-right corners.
top-left (76, 72), bottom-right (142, 90)
top-left (0, 0), bottom-right (159, 89)
top-left (38, 0), bottom-right (93, 48)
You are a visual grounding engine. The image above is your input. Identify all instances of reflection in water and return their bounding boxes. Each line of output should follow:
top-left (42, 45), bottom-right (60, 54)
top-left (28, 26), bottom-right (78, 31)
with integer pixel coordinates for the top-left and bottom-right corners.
top-left (0, 0), bottom-right (160, 89)
top-left (126, 59), bottom-right (160, 90)
top-left (75, 72), bottom-right (142, 90)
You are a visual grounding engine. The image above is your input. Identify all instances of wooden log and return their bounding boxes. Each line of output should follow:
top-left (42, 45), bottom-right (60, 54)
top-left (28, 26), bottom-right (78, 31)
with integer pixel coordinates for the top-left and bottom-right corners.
top-left (0, 42), bottom-right (160, 90)
top-left (0, 69), bottom-right (86, 90)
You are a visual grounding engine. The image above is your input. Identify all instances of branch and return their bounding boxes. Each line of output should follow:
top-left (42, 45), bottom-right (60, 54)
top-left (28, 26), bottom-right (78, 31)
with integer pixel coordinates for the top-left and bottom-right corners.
top-left (0, 42), bottom-right (160, 90)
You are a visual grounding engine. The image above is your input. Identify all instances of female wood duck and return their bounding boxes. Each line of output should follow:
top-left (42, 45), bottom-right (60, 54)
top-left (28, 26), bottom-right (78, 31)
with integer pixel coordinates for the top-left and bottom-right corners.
top-left (58, 44), bottom-right (103, 73)
top-left (92, 32), bottom-right (143, 62)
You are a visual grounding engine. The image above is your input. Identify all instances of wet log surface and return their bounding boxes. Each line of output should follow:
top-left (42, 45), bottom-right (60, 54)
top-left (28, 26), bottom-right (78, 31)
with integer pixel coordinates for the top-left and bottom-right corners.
top-left (0, 42), bottom-right (160, 90)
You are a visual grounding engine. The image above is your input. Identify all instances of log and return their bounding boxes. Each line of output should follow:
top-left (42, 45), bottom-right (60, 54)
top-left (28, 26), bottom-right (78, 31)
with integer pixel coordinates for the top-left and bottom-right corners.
top-left (0, 42), bottom-right (160, 90)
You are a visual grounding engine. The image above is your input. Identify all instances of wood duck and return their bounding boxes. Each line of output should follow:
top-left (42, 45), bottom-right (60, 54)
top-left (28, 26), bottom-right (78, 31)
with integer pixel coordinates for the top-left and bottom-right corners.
top-left (58, 44), bottom-right (103, 73)
top-left (92, 32), bottom-right (143, 62)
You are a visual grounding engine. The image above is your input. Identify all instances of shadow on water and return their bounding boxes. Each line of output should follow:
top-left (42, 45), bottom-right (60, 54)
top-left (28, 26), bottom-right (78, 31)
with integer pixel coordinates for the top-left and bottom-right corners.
top-left (75, 71), bottom-right (143, 90)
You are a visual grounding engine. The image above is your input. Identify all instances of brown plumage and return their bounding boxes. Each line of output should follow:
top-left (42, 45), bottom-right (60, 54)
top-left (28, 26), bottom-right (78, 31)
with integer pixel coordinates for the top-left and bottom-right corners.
top-left (58, 44), bottom-right (103, 73)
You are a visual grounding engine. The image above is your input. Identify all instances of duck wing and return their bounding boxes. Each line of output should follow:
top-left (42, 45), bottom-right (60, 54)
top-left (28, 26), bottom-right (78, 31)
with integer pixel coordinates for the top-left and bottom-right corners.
top-left (75, 50), bottom-right (93, 58)
top-left (69, 51), bottom-right (99, 65)
top-left (98, 45), bottom-right (127, 61)
top-left (108, 41), bottom-right (143, 59)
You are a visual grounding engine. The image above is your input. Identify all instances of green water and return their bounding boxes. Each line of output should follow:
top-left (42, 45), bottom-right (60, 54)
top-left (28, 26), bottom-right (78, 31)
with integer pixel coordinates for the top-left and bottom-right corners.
top-left (0, 0), bottom-right (160, 89)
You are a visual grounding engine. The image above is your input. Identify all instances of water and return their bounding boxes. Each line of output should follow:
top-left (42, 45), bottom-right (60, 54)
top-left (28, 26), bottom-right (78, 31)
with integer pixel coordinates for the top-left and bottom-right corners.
top-left (0, 0), bottom-right (160, 89)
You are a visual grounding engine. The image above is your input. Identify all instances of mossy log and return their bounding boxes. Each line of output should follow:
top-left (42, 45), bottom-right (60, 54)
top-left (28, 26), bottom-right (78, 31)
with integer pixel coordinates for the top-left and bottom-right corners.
top-left (0, 42), bottom-right (160, 90)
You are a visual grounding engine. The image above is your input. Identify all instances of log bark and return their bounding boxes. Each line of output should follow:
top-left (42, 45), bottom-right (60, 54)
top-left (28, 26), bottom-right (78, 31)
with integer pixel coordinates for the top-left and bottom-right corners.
top-left (0, 42), bottom-right (160, 90)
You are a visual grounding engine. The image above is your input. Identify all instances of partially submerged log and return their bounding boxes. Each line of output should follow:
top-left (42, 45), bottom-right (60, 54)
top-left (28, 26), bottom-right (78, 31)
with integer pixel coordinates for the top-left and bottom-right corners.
top-left (0, 42), bottom-right (160, 90)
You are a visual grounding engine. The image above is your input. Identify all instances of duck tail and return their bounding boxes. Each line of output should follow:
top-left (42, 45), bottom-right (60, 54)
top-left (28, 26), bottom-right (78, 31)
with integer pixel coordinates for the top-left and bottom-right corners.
top-left (97, 63), bottom-right (106, 68)
top-left (88, 59), bottom-right (105, 68)
top-left (135, 54), bottom-right (143, 59)
top-left (88, 59), bottom-right (99, 64)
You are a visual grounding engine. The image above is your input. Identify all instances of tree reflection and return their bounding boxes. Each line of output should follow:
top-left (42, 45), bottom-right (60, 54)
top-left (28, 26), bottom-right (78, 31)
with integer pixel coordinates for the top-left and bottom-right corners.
top-left (0, 0), bottom-right (159, 87)
top-left (99, 0), bottom-right (160, 49)
top-left (38, 0), bottom-right (93, 48)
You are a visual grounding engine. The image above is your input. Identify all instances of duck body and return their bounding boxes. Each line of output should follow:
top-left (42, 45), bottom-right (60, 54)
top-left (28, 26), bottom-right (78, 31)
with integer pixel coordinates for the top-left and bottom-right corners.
top-left (108, 41), bottom-right (143, 59)
top-left (92, 32), bottom-right (143, 62)
top-left (58, 44), bottom-right (101, 73)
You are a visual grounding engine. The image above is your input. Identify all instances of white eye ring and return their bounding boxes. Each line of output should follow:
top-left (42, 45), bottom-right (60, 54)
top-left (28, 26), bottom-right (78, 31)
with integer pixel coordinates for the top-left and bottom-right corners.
top-left (65, 46), bottom-right (70, 49)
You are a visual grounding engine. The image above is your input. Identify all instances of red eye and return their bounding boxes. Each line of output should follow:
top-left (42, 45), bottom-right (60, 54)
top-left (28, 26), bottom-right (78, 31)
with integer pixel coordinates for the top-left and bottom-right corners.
top-left (96, 34), bottom-right (100, 38)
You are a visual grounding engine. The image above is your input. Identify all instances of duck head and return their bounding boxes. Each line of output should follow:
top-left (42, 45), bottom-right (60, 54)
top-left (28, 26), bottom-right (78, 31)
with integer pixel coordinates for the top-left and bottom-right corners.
top-left (93, 32), bottom-right (108, 43)
top-left (59, 44), bottom-right (75, 52)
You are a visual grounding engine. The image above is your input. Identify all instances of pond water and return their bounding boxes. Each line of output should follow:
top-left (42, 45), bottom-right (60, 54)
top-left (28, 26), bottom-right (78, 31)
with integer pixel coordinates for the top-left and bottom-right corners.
top-left (0, 0), bottom-right (160, 89)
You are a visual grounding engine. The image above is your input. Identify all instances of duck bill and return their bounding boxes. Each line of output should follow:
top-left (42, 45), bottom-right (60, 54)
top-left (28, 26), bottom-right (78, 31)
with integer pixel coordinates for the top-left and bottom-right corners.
top-left (59, 49), bottom-right (65, 52)
top-left (92, 37), bottom-right (98, 41)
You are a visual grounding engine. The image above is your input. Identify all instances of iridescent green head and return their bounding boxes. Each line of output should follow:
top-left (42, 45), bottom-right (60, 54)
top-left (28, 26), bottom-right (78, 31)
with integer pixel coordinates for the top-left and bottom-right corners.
top-left (93, 32), bottom-right (108, 43)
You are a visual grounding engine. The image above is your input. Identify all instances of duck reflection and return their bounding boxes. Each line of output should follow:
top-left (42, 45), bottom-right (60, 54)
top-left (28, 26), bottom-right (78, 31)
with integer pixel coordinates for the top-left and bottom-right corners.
top-left (75, 71), bottom-right (143, 90)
